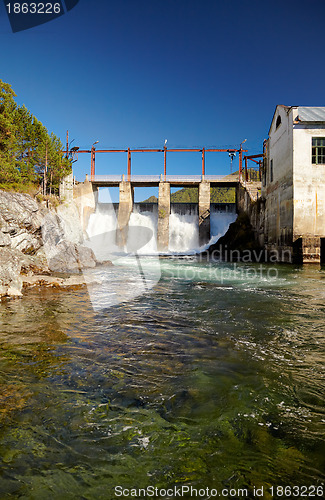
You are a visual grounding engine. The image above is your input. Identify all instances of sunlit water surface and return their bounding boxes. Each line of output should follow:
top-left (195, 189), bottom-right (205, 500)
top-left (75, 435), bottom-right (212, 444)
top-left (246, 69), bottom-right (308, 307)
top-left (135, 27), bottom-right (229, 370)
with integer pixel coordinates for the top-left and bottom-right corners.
top-left (0, 259), bottom-right (324, 499)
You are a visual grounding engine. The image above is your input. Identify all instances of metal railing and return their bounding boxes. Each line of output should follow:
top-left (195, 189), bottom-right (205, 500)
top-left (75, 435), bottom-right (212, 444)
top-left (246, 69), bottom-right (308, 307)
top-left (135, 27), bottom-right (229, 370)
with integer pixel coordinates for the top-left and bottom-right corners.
top-left (91, 174), bottom-right (231, 183)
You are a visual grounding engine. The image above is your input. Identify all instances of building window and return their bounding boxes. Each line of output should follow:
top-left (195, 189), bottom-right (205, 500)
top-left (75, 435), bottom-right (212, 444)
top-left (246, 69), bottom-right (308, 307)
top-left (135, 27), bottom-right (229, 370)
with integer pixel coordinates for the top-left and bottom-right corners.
top-left (312, 137), bottom-right (325, 164)
top-left (276, 115), bottom-right (281, 129)
top-left (270, 159), bottom-right (273, 182)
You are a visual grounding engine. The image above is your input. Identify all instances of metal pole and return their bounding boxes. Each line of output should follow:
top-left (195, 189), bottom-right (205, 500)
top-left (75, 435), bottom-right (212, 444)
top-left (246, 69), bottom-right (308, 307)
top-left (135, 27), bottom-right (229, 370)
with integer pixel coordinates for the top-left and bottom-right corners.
top-left (239, 147), bottom-right (243, 181)
top-left (245, 157), bottom-right (248, 182)
top-left (164, 145), bottom-right (167, 179)
top-left (91, 146), bottom-right (96, 179)
top-left (66, 130), bottom-right (69, 158)
top-left (202, 147), bottom-right (205, 177)
top-left (127, 148), bottom-right (131, 181)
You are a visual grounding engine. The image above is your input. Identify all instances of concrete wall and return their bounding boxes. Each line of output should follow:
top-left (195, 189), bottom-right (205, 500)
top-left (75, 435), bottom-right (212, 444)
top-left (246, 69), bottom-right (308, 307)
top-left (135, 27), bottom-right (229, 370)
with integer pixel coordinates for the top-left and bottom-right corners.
top-left (236, 183), bottom-right (265, 248)
top-left (110, 202), bottom-right (235, 215)
top-left (116, 181), bottom-right (134, 247)
top-left (198, 181), bottom-right (210, 245)
top-left (262, 105), bottom-right (294, 249)
top-left (59, 173), bottom-right (74, 203)
top-left (293, 124), bottom-right (325, 239)
top-left (73, 180), bottom-right (98, 232)
top-left (157, 182), bottom-right (170, 251)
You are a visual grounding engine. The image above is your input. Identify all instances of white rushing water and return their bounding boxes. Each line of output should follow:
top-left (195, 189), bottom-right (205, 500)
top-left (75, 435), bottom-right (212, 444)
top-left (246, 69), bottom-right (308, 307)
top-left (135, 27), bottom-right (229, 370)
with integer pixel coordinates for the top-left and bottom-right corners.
top-left (85, 203), bottom-right (236, 260)
top-left (84, 202), bottom-right (236, 310)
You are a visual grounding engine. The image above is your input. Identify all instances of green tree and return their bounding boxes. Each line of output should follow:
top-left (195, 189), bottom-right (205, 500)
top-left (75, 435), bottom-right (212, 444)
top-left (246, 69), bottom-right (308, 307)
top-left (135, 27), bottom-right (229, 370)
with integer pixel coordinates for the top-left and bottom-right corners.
top-left (0, 78), bottom-right (71, 192)
top-left (0, 80), bottom-right (19, 183)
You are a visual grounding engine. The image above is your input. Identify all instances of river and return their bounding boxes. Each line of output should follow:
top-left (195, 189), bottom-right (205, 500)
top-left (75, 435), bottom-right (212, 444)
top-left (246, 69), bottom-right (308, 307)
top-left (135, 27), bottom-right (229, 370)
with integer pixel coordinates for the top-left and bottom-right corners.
top-left (0, 257), bottom-right (324, 499)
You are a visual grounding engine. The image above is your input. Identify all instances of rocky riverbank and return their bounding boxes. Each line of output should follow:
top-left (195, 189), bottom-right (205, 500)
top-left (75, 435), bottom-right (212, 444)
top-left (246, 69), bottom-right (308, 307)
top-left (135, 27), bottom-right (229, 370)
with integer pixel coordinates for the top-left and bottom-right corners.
top-left (0, 190), bottom-right (98, 300)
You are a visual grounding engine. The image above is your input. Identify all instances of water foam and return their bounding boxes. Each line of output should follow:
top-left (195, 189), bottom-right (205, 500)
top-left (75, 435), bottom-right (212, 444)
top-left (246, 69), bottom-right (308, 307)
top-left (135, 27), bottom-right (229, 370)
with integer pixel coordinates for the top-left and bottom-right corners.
top-left (86, 203), bottom-right (236, 259)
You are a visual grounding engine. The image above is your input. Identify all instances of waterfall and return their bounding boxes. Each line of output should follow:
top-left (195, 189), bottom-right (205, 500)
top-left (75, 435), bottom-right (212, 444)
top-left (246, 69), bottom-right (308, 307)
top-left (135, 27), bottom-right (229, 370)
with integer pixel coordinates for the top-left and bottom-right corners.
top-left (86, 203), bottom-right (119, 261)
top-left (86, 203), bottom-right (236, 259)
top-left (169, 211), bottom-right (199, 252)
top-left (209, 209), bottom-right (237, 246)
top-left (84, 202), bottom-right (236, 309)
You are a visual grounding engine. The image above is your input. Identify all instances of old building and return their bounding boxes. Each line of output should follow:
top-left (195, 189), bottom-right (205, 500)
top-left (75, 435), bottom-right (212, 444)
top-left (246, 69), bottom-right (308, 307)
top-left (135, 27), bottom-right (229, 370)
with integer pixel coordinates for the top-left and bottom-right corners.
top-left (262, 105), bottom-right (325, 263)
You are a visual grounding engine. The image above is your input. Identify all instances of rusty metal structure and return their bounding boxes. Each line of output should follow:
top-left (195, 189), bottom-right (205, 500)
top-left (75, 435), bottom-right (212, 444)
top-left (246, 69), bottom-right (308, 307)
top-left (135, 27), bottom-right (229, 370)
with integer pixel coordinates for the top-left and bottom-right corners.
top-left (243, 154), bottom-right (264, 182)
top-left (65, 142), bottom-right (249, 182)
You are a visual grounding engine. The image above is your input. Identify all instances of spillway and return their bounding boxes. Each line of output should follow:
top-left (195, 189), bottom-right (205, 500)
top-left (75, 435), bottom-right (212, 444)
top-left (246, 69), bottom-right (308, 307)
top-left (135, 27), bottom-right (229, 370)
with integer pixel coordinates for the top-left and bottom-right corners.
top-left (86, 202), bottom-right (237, 261)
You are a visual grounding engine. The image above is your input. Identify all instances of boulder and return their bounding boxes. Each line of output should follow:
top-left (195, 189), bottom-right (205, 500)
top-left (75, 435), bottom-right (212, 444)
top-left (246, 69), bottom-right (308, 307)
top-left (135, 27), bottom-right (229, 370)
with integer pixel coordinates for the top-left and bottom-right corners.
top-left (0, 190), bottom-right (99, 299)
top-left (0, 190), bottom-right (44, 254)
top-left (45, 242), bottom-right (97, 273)
top-left (0, 231), bottom-right (11, 247)
top-left (41, 210), bottom-right (97, 272)
top-left (0, 247), bottom-right (23, 298)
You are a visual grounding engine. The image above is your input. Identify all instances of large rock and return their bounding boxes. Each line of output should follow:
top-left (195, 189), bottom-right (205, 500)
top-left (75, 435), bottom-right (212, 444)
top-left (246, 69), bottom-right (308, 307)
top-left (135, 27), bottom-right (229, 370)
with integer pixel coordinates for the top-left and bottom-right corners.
top-left (0, 247), bottom-right (23, 298)
top-left (0, 190), bottom-right (44, 254)
top-left (0, 190), bottom-right (98, 299)
top-left (0, 246), bottom-right (49, 299)
top-left (41, 211), bottom-right (97, 272)
top-left (0, 231), bottom-right (11, 247)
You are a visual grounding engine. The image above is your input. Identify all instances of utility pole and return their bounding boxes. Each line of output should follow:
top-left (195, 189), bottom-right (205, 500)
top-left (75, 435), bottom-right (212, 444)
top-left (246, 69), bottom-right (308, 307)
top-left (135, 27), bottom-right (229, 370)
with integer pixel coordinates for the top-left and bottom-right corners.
top-left (127, 148), bottom-right (131, 181)
top-left (202, 147), bottom-right (205, 177)
top-left (91, 141), bottom-right (99, 179)
top-left (239, 139), bottom-right (247, 181)
top-left (164, 139), bottom-right (167, 179)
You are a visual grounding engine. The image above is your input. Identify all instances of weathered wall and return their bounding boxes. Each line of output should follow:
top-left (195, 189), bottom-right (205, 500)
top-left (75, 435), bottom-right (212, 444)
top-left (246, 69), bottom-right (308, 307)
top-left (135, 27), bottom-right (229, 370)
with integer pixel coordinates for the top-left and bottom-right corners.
top-left (59, 173), bottom-right (74, 203)
top-left (157, 182), bottom-right (170, 251)
top-left (116, 181), bottom-right (134, 247)
top-left (236, 183), bottom-right (265, 248)
top-left (198, 181), bottom-right (210, 245)
top-left (262, 106), bottom-right (294, 249)
top-left (293, 124), bottom-right (325, 239)
top-left (73, 179), bottom-right (98, 232)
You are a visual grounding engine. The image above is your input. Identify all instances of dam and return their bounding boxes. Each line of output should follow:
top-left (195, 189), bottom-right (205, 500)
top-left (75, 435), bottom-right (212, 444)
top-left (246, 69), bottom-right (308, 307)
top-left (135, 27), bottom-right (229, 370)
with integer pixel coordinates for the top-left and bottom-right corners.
top-left (71, 175), bottom-right (243, 255)
top-left (86, 201), bottom-right (237, 257)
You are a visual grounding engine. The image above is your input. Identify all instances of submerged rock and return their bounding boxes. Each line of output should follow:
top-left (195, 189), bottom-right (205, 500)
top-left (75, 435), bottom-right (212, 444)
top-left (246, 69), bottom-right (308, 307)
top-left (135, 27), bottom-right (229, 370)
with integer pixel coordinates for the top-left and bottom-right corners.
top-left (22, 274), bottom-right (100, 289)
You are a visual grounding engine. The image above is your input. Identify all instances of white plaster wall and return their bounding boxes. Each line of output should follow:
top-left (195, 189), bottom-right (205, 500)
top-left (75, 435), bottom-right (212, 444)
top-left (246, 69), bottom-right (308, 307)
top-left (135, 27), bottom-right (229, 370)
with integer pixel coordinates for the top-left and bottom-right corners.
top-left (264, 106), bottom-right (294, 245)
top-left (293, 124), bottom-right (325, 237)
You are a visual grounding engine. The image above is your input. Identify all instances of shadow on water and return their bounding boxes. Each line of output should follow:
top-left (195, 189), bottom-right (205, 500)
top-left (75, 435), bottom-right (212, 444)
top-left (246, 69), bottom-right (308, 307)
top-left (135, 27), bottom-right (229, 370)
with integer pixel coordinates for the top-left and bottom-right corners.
top-left (0, 260), bottom-right (324, 498)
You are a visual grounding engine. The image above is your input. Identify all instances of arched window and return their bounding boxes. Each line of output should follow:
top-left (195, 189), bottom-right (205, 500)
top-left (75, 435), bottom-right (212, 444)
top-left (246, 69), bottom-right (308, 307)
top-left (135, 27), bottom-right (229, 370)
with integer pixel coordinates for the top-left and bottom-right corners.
top-left (276, 115), bottom-right (281, 129)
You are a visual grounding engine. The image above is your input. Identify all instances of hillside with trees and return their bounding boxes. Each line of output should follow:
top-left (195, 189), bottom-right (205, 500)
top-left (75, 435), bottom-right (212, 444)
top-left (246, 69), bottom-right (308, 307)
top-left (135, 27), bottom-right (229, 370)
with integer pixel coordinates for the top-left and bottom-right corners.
top-left (142, 186), bottom-right (236, 203)
top-left (0, 79), bottom-right (71, 194)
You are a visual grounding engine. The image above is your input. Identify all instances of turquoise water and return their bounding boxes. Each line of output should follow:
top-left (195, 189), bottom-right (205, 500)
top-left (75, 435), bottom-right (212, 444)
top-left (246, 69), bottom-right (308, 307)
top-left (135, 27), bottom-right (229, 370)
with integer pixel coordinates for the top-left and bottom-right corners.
top-left (0, 259), bottom-right (324, 499)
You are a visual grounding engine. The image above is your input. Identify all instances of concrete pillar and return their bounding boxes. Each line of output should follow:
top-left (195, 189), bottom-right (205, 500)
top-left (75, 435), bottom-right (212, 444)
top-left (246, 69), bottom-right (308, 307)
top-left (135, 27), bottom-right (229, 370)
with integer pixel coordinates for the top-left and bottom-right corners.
top-left (59, 173), bottom-right (74, 203)
top-left (117, 181), bottom-right (133, 247)
top-left (73, 179), bottom-right (98, 231)
top-left (302, 237), bottom-right (321, 263)
top-left (157, 182), bottom-right (170, 251)
top-left (199, 181), bottom-right (210, 245)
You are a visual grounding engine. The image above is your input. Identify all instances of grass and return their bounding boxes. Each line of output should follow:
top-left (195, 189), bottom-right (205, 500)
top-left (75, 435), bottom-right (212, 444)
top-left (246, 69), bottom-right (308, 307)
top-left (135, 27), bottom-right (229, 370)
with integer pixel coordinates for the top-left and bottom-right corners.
top-left (0, 182), bottom-right (40, 196)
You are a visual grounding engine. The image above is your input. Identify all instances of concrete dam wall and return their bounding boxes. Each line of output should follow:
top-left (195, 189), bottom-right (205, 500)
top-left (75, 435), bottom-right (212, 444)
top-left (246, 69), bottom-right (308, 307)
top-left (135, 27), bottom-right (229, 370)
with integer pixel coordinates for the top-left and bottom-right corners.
top-left (109, 202), bottom-right (236, 215)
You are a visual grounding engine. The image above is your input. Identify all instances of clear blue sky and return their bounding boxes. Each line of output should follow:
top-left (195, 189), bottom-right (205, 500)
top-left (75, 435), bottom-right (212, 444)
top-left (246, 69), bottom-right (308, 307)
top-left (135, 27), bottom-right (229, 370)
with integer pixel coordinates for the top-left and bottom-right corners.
top-left (1, 0), bottom-right (325, 200)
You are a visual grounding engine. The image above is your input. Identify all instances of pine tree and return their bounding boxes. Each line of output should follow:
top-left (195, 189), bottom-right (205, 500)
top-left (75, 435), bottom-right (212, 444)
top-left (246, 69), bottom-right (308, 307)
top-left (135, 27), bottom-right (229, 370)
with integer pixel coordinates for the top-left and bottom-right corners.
top-left (0, 78), bottom-right (71, 191)
top-left (0, 80), bottom-right (19, 183)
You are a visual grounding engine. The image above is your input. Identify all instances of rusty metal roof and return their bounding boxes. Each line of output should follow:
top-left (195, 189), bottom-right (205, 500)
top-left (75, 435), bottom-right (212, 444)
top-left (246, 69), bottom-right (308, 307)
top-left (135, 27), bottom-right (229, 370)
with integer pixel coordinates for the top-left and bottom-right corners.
top-left (296, 107), bottom-right (325, 122)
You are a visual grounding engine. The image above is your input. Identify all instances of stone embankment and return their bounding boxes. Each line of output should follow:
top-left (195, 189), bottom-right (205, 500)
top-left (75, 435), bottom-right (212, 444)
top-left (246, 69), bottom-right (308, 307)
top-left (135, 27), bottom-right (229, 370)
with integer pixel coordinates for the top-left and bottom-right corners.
top-left (0, 190), bottom-right (98, 300)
